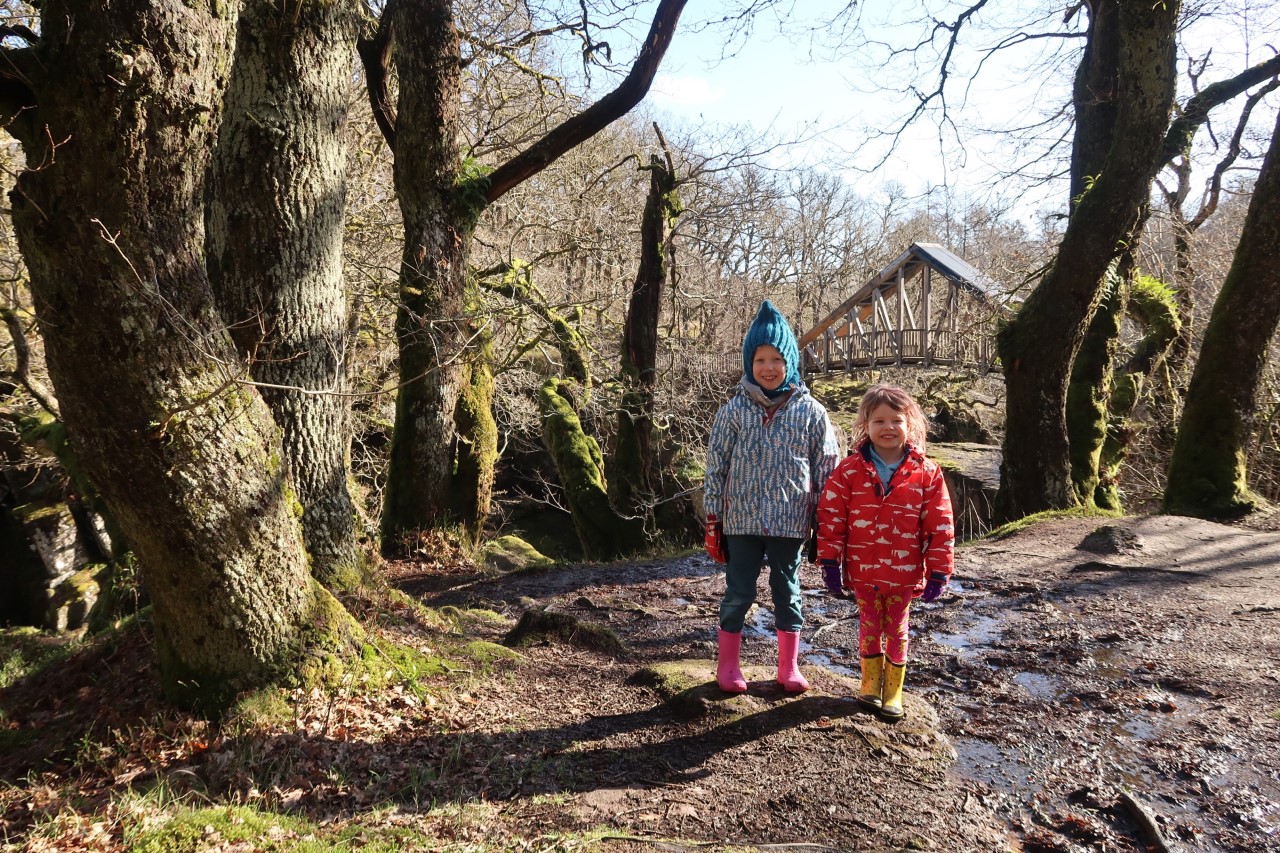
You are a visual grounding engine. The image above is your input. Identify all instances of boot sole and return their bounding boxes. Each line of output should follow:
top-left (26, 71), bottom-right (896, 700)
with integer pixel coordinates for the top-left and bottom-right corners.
top-left (878, 706), bottom-right (905, 722)
top-left (858, 695), bottom-right (883, 711)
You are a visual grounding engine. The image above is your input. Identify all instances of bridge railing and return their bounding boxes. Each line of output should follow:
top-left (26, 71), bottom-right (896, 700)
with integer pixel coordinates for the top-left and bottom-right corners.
top-left (802, 328), bottom-right (1000, 375)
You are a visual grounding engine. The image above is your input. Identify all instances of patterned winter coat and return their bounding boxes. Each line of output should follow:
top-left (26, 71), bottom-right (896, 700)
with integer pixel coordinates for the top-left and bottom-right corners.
top-left (816, 440), bottom-right (954, 594)
top-left (704, 381), bottom-right (839, 539)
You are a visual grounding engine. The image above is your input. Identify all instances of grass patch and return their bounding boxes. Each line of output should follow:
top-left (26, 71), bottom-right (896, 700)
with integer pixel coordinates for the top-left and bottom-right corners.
top-left (123, 804), bottom-right (433, 853)
top-left (983, 506), bottom-right (1122, 541)
top-left (0, 626), bottom-right (81, 689)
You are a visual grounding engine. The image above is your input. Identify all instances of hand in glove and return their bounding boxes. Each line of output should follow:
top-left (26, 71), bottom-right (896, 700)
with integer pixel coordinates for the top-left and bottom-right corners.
top-left (805, 510), bottom-right (819, 564)
top-left (920, 576), bottom-right (948, 603)
top-left (820, 559), bottom-right (843, 596)
top-left (704, 514), bottom-right (727, 564)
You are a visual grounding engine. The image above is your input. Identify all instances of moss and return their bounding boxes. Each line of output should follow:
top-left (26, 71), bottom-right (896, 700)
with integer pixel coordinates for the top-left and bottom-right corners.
top-left (1067, 263), bottom-right (1123, 506)
top-left (449, 298), bottom-right (499, 541)
top-left (984, 506), bottom-right (1122, 541)
top-left (481, 534), bottom-right (554, 572)
top-left (452, 157), bottom-right (493, 231)
top-left (460, 640), bottom-right (523, 667)
top-left (537, 378), bottom-right (645, 560)
top-left (627, 661), bottom-right (706, 699)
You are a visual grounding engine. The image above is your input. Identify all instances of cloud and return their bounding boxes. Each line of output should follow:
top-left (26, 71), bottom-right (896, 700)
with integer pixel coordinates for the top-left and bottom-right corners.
top-left (650, 74), bottom-right (727, 107)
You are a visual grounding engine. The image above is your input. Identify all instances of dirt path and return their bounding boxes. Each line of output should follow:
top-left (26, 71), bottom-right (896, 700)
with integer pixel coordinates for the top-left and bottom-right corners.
top-left (405, 514), bottom-right (1280, 852)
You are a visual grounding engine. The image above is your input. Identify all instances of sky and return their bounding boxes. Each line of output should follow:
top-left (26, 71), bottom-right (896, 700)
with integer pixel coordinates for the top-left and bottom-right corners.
top-left (631, 0), bottom-right (1280, 226)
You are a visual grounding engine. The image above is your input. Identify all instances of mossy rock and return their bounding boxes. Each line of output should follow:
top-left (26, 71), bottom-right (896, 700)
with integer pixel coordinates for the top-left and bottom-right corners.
top-left (481, 535), bottom-right (555, 572)
top-left (46, 564), bottom-right (104, 631)
top-left (460, 639), bottom-right (524, 668)
top-left (629, 660), bottom-right (953, 765)
top-left (502, 609), bottom-right (626, 655)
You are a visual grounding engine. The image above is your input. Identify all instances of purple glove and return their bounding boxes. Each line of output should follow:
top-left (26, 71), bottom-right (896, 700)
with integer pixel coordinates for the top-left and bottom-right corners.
top-left (921, 577), bottom-right (947, 603)
top-left (820, 559), bottom-right (842, 596)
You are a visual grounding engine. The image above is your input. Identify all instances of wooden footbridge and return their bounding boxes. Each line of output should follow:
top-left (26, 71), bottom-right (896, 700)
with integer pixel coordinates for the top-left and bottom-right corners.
top-left (799, 242), bottom-right (1003, 376)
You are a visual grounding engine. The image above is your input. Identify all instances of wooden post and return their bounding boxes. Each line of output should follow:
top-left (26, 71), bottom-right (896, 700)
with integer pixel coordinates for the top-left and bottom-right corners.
top-left (869, 289), bottom-right (879, 369)
top-left (922, 266), bottom-right (932, 367)
top-left (896, 267), bottom-right (905, 366)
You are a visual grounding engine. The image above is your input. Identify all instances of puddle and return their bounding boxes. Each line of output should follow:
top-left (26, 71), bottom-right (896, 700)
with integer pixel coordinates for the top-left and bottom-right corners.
top-left (931, 615), bottom-right (1003, 660)
top-left (801, 652), bottom-right (857, 678)
top-left (1011, 671), bottom-right (1062, 700)
top-left (950, 737), bottom-right (1040, 795)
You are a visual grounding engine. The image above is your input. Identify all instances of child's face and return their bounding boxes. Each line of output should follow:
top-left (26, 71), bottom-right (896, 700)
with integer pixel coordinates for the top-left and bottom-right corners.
top-left (866, 403), bottom-right (909, 457)
top-left (751, 345), bottom-right (787, 391)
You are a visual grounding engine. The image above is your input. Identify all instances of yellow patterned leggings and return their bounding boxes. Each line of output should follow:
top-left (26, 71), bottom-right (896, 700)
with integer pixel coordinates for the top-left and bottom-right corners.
top-left (853, 584), bottom-right (912, 665)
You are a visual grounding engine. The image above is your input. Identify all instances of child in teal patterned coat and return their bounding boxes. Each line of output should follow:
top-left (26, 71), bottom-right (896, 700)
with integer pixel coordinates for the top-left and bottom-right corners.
top-left (703, 300), bottom-right (839, 693)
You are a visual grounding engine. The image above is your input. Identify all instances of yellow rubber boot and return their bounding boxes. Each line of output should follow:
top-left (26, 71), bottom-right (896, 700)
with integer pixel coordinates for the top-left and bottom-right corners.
top-left (858, 654), bottom-right (884, 711)
top-left (880, 661), bottom-right (907, 721)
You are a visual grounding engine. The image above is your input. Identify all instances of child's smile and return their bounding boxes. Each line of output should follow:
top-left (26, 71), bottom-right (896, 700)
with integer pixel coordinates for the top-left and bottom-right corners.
top-left (867, 403), bottom-right (908, 461)
top-left (752, 344), bottom-right (787, 391)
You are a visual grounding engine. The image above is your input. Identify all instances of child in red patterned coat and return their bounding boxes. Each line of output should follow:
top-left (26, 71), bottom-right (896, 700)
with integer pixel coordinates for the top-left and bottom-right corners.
top-left (815, 384), bottom-right (954, 721)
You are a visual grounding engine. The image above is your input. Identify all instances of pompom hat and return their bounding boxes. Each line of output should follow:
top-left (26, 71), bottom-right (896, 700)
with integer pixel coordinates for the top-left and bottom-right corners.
top-left (742, 299), bottom-right (801, 396)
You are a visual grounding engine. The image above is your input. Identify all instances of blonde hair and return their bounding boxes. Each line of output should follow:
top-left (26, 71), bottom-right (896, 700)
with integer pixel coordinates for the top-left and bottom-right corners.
top-left (852, 384), bottom-right (929, 452)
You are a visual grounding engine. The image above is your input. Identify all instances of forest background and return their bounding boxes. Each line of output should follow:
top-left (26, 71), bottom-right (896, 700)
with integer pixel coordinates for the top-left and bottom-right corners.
top-left (1, 0), bottom-right (1279, 815)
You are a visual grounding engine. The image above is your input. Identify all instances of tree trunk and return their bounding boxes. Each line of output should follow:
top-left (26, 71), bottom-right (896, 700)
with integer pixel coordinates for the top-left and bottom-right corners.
top-left (369, 0), bottom-right (687, 550)
top-left (379, 0), bottom-right (480, 550)
top-left (207, 0), bottom-right (368, 589)
top-left (6, 0), bottom-right (355, 711)
top-left (1096, 274), bottom-right (1180, 510)
top-left (539, 378), bottom-right (645, 560)
top-left (996, 0), bottom-right (1179, 519)
top-left (613, 154), bottom-right (679, 521)
top-left (1066, 263), bottom-right (1124, 505)
top-left (1164, 109), bottom-right (1280, 517)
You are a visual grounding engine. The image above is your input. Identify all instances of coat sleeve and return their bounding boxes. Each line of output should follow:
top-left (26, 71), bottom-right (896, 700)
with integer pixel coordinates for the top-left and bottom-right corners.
top-left (920, 462), bottom-right (955, 581)
top-left (816, 459), bottom-right (852, 565)
top-left (704, 403), bottom-right (735, 519)
top-left (810, 408), bottom-right (839, 501)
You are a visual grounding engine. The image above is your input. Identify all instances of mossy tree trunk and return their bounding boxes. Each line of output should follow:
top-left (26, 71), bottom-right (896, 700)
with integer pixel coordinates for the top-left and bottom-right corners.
top-left (378, 0), bottom-right (479, 552)
top-left (1096, 274), bottom-right (1180, 510)
top-left (613, 151), bottom-right (680, 522)
top-left (1066, 263), bottom-right (1125, 505)
top-left (996, 0), bottom-right (1179, 520)
top-left (367, 0), bottom-right (688, 551)
top-left (1164, 109), bottom-right (1280, 517)
top-left (207, 0), bottom-right (369, 589)
top-left (538, 378), bottom-right (646, 560)
top-left (1, 0), bottom-right (359, 711)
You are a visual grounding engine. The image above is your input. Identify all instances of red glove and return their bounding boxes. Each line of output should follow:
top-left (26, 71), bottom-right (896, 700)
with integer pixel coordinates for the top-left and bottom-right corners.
top-left (705, 514), bottom-right (727, 564)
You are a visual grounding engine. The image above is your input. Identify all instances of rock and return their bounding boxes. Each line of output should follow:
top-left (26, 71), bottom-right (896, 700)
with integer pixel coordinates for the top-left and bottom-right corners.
top-left (482, 534), bottom-right (555, 572)
top-left (1077, 524), bottom-right (1143, 555)
top-left (47, 565), bottom-right (104, 632)
top-left (929, 442), bottom-right (1002, 541)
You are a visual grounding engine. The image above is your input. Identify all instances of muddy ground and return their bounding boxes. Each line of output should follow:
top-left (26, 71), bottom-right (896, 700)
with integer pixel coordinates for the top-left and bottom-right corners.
top-left (404, 513), bottom-right (1280, 852)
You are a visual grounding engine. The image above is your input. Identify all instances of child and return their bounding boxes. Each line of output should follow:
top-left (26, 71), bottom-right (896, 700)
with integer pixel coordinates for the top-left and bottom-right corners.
top-left (704, 300), bottom-right (839, 694)
top-left (816, 384), bottom-right (954, 720)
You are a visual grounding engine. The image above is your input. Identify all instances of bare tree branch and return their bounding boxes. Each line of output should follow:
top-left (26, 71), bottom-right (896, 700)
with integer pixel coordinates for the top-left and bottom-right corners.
top-left (1189, 77), bottom-right (1280, 230)
top-left (482, 0), bottom-right (688, 203)
top-left (1161, 51), bottom-right (1280, 165)
top-left (357, 0), bottom-right (398, 150)
top-left (0, 307), bottom-right (59, 417)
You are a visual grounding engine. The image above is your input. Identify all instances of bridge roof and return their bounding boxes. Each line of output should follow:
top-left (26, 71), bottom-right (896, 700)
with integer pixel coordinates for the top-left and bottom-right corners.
top-left (908, 242), bottom-right (999, 297)
top-left (799, 242), bottom-right (998, 347)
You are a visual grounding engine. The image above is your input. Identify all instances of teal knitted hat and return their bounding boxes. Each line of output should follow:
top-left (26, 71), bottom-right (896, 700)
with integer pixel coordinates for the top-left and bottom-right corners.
top-left (742, 300), bottom-right (801, 394)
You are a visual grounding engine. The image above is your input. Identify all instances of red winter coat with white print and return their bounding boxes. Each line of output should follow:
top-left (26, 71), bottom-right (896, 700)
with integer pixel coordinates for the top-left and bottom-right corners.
top-left (816, 441), bottom-right (954, 595)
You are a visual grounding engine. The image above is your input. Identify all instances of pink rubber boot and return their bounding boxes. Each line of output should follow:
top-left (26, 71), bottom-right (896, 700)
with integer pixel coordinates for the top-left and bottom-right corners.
top-left (716, 629), bottom-right (748, 693)
top-left (776, 630), bottom-right (810, 693)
